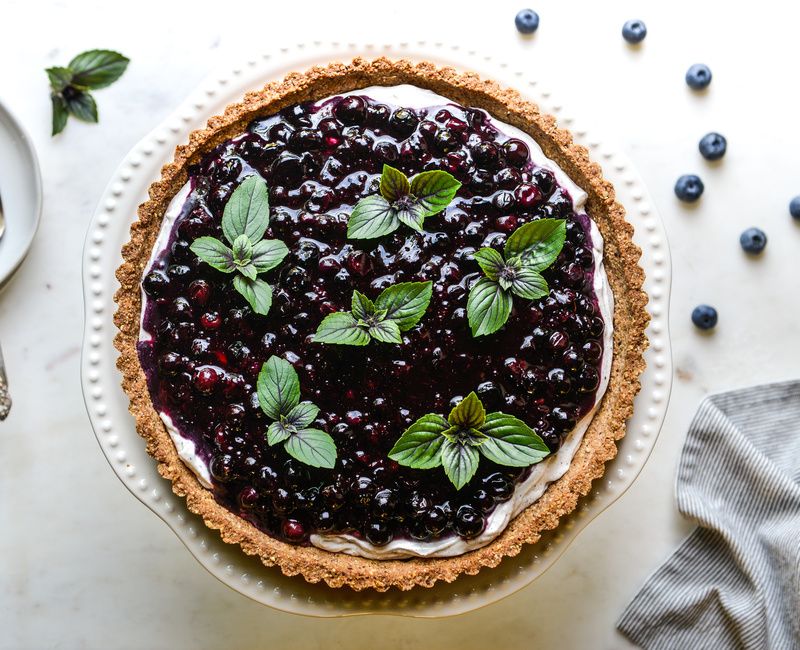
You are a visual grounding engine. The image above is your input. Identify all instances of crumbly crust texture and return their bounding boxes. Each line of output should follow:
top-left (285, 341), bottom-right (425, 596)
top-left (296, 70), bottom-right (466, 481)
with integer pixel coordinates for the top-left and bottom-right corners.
top-left (114, 58), bottom-right (649, 591)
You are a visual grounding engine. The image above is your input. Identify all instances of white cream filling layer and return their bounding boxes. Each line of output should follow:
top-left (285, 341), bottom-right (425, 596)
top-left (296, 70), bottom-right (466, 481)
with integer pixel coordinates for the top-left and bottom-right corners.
top-left (139, 85), bottom-right (614, 560)
top-left (160, 413), bottom-right (213, 488)
top-left (138, 181), bottom-right (191, 344)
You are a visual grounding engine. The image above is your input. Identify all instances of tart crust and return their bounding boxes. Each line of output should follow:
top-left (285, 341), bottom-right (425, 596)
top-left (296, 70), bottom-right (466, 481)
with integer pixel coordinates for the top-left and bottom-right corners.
top-left (114, 57), bottom-right (649, 591)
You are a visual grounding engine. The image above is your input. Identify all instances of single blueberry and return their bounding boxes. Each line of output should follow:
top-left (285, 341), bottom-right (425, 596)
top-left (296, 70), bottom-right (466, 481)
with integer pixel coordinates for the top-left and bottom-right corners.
top-left (698, 132), bottom-right (727, 161)
top-left (674, 174), bottom-right (704, 202)
top-left (622, 20), bottom-right (647, 44)
top-left (692, 305), bottom-right (718, 330)
top-left (790, 196), bottom-right (800, 220)
top-left (686, 64), bottom-right (712, 90)
top-left (515, 9), bottom-right (540, 34)
top-left (739, 227), bottom-right (767, 254)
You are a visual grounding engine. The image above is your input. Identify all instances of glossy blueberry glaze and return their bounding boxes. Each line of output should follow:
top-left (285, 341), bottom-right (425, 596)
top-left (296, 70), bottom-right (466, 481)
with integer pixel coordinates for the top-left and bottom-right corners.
top-left (138, 93), bottom-right (607, 546)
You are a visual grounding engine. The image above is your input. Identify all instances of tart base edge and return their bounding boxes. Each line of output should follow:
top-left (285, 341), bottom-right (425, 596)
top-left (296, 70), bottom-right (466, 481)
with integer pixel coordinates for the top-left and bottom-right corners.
top-left (113, 57), bottom-right (649, 592)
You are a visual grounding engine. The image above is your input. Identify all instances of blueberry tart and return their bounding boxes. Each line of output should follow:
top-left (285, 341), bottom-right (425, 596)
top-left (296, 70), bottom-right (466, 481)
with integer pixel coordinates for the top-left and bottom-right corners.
top-left (115, 58), bottom-right (648, 591)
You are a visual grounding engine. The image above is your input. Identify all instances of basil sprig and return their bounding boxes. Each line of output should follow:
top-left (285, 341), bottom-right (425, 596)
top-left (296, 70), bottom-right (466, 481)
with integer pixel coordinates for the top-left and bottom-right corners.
top-left (347, 164), bottom-right (461, 239)
top-left (466, 218), bottom-right (566, 337)
top-left (190, 174), bottom-right (288, 316)
top-left (46, 50), bottom-right (130, 136)
top-left (257, 356), bottom-right (337, 468)
top-left (313, 281), bottom-right (433, 346)
top-left (388, 392), bottom-right (550, 489)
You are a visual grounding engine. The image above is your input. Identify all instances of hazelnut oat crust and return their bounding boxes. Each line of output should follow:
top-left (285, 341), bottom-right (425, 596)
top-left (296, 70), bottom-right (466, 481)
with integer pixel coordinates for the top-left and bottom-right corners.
top-left (114, 57), bottom-right (648, 591)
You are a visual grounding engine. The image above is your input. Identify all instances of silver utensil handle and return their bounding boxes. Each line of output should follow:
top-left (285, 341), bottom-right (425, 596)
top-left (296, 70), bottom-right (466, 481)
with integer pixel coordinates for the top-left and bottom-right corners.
top-left (0, 345), bottom-right (10, 421)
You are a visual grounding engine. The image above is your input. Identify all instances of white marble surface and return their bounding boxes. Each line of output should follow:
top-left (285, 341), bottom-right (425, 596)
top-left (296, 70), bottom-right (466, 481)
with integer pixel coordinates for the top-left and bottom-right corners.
top-left (1, 0), bottom-right (798, 648)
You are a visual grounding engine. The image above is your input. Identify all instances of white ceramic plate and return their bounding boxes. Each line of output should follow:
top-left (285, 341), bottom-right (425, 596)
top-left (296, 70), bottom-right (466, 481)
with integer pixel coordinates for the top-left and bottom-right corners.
top-left (80, 41), bottom-right (672, 617)
top-left (0, 99), bottom-right (42, 287)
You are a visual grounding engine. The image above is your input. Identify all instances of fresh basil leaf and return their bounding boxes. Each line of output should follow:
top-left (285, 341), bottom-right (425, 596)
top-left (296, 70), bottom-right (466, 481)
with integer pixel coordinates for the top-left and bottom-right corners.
top-left (284, 428), bottom-right (337, 469)
top-left (368, 319), bottom-right (402, 344)
top-left (465, 428), bottom-right (488, 445)
top-left (46, 67), bottom-right (73, 92)
top-left (448, 391), bottom-right (486, 429)
top-left (351, 290), bottom-right (375, 322)
top-left (267, 420), bottom-right (293, 445)
top-left (506, 256), bottom-right (523, 270)
top-left (510, 267), bottom-right (549, 300)
top-left (232, 234), bottom-right (253, 264)
top-left (504, 218), bottom-right (566, 271)
top-left (65, 91), bottom-right (98, 123)
top-left (284, 401), bottom-right (319, 429)
top-left (409, 169), bottom-right (461, 217)
top-left (442, 426), bottom-right (488, 447)
top-left (473, 247), bottom-right (506, 281)
top-left (190, 237), bottom-right (236, 273)
top-left (233, 275), bottom-right (272, 315)
top-left (313, 312), bottom-right (370, 346)
top-left (237, 263), bottom-right (258, 281)
top-left (347, 195), bottom-right (399, 239)
top-left (51, 94), bottom-right (68, 136)
top-left (388, 414), bottom-right (449, 469)
top-left (68, 49), bottom-right (130, 89)
top-left (441, 439), bottom-right (479, 490)
top-left (497, 275), bottom-right (513, 291)
top-left (466, 277), bottom-right (513, 337)
top-left (495, 256), bottom-right (523, 291)
top-left (257, 355), bottom-right (301, 421)
top-left (250, 239), bottom-right (288, 273)
top-left (479, 412), bottom-right (550, 466)
top-left (373, 281), bottom-right (433, 331)
top-left (395, 202), bottom-right (426, 233)
top-left (379, 164), bottom-right (411, 202)
top-left (222, 175), bottom-right (270, 245)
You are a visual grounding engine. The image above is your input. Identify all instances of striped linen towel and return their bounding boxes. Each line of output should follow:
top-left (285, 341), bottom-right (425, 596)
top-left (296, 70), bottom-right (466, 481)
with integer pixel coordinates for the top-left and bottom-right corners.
top-left (618, 380), bottom-right (800, 650)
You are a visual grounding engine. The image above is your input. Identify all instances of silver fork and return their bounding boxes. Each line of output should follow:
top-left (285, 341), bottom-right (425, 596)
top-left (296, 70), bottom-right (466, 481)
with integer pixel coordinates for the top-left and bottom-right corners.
top-left (0, 343), bottom-right (10, 420)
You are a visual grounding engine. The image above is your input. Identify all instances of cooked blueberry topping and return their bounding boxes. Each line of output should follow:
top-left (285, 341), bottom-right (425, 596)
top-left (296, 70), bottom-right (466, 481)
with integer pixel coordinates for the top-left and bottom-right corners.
top-left (790, 196), bottom-right (800, 220)
top-left (137, 93), bottom-right (607, 545)
top-left (698, 132), bottom-right (727, 161)
top-left (674, 174), bottom-right (704, 202)
top-left (621, 20), bottom-right (647, 44)
top-left (454, 504), bottom-right (485, 538)
top-left (686, 64), bottom-right (712, 90)
top-left (515, 9), bottom-right (540, 34)
top-left (282, 518), bottom-right (307, 541)
top-left (691, 304), bottom-right (718, 330)
top-left (739, 227), bottom-right (767, 254)
top-left (143, 270), bottom-right (169, 297)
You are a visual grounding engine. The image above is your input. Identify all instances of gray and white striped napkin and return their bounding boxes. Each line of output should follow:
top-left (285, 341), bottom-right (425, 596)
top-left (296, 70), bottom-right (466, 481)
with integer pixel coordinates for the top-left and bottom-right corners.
top-left (618, 380), bottom-right (800, 650)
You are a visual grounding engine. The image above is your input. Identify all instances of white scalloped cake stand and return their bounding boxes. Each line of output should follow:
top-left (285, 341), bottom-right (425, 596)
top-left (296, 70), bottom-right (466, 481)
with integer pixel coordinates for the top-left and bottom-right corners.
top-left (80, 41), bottom-right (672, 617)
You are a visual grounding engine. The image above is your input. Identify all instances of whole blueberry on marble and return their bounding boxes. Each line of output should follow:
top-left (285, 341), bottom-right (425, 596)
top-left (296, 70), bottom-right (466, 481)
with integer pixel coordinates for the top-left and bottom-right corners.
top-left (740, 227), bottom-right (767, 254)
top-left (692, 305), bottom-right (718, 330)
top-left (698, 132), bottom-right (727, 161)
top-left (622, 20), bottom-right (647, 44)
top-left (790, 196), bottom-right (800, 220)
top-left (675, 174), bottom-right (704, 202)
top-left (686, 64), bottom-right (712, 90)
top-left (515, 9), bottom-right (540, 34)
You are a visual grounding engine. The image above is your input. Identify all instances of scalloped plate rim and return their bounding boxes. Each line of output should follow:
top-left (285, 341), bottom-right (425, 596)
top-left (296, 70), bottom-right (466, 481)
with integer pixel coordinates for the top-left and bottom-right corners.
top-left (80, 40), bottom-right (672, 618)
